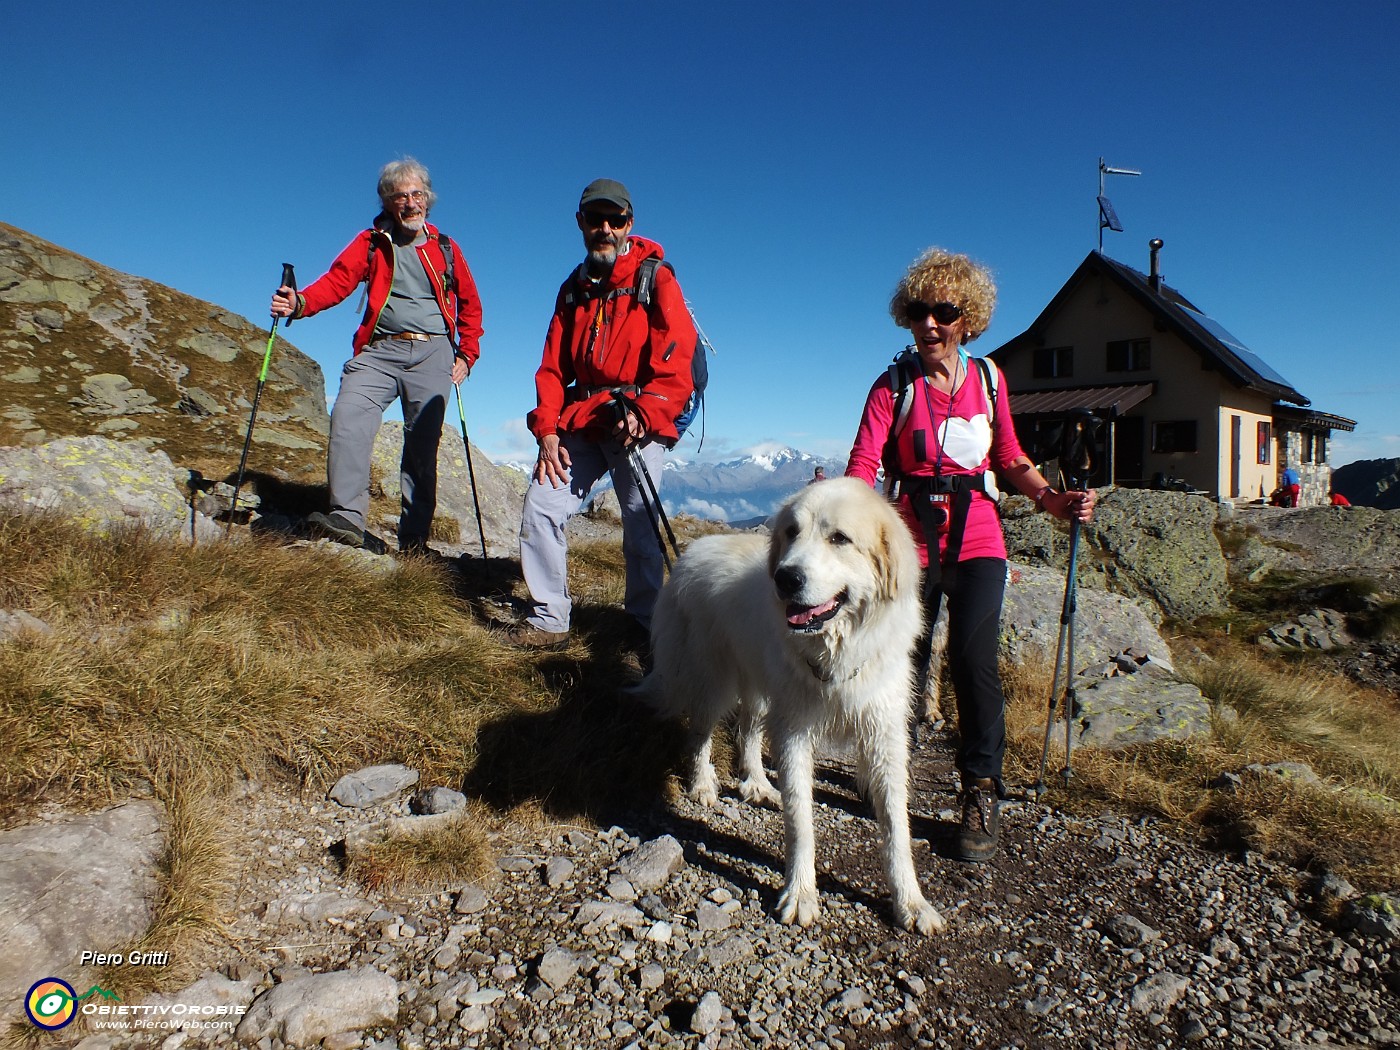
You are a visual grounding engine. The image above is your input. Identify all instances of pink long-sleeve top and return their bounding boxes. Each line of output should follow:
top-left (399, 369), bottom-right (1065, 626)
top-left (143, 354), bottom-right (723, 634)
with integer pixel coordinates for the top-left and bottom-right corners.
top-left (845, 356), bottom-right (1026, 567)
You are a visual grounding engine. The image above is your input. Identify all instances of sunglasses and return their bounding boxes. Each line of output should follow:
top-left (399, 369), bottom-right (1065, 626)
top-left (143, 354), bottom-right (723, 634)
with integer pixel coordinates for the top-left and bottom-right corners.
top-left (582, 210), bottom-right (632, 229)
top-left (905, 300), bottom-right (964, 325)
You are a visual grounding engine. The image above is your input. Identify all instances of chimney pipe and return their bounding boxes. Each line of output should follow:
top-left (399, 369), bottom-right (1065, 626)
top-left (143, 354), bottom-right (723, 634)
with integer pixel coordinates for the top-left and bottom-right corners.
top-left (1148, 238), bottom-right (1164, 294)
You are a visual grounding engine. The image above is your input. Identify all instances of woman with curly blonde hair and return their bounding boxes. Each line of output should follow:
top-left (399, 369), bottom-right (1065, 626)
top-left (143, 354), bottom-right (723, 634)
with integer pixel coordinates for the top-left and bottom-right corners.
top-left (845, 247), bottom-right (1095, 861)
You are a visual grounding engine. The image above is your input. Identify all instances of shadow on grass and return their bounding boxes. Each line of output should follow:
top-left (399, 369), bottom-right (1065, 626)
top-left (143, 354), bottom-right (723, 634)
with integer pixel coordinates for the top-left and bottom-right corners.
top-left (462, 604), bottom-right (685, 827)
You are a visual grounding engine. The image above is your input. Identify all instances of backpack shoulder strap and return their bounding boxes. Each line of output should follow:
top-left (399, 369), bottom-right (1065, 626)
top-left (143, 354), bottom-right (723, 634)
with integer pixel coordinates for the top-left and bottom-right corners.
top-left (887, 349), bottom-right (921, 440)
top-left (633, 257), bottom-right (670, 309)
top-left (974, 355), bottom-right (999, 418)
top-left (436, 230), bottom-right (455, 293)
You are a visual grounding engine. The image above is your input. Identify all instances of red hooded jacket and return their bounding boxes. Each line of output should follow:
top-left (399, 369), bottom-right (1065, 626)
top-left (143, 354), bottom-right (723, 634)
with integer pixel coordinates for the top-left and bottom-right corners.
top-left (292, 222), bottom-right (483, 364)
top-left (527, 237), bottom-right (696, 442)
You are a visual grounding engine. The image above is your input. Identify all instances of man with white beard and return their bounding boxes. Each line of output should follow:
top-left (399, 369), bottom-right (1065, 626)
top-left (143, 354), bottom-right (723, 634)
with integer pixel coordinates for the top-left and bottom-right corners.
top-left (270, 157), bottom-right (483, 553)
top-left (506, 179), bottom-right (696, 651)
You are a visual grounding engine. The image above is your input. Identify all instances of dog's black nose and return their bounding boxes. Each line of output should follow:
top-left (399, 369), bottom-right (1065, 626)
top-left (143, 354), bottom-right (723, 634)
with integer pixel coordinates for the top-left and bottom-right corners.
top-left (773, 565), bottom-right (805, 600)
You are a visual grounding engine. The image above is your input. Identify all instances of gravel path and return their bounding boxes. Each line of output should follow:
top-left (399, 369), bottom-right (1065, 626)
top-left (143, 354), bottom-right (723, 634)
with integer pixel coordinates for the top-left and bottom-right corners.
top-left (121, 723), bottom-right (1400, 1050)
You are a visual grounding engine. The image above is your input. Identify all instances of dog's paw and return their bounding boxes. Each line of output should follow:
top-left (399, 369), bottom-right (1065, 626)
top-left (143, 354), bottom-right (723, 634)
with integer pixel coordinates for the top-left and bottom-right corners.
top-left (737, 776), bottom-right (782, 809)
top-left (688, 769), bottom-right (722, 808)
top-left (896, 896), bottom-right (946, 936)
top-left (777, 885), bottom-right (820, 927)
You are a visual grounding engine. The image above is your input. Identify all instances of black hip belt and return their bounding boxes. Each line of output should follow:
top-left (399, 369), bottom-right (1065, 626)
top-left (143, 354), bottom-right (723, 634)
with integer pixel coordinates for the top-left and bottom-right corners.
top-left (894, 472), bottom-right (987, 498)
top-left (566, 383), bottom-right (640, 403)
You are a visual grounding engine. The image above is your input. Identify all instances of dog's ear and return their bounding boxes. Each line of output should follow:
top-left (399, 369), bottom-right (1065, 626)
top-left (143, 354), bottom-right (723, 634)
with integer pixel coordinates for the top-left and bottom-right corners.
top-left (874, 499), bottom-right (919, 603)
top-left (768, 506), bottom-right (790, 578)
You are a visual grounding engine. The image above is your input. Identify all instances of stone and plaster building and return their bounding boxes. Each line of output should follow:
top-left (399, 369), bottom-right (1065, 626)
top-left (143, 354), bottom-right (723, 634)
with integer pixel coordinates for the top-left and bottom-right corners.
top-left (990, 241), bottom-right (1355, 505)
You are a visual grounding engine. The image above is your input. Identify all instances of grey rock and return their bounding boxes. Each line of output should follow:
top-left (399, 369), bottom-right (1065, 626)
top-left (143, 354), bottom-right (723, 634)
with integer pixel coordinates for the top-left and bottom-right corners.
top-left (1004, 489), bottom-right (1230, 621)
top-left (1070, 674), bottom-right (1214, 749)
top-left (0, 801), bottom-right (164, 1015)
top-left (691, 990), bottom-right (724, 1035)
top-left (453, 884), bottom-right (489, 915)
top-left (139, 974), bottom-right (256, 1041)
top-left (575, 900), bottom-right (645, 931)
top-left (617, 834), bottom-right (685, 892)
top-left (1129, 970), bottom-right (1190, 1012)
top-left (409, 787), bottom-right (467, 815)
top-left (264, 892), bottom-right (375, 926)
top-left (694, 901), bottom-right (733, 932)
top-left (1258, 608), bottom-right (1353, 652)
top-left (1105, 914), bottom-right (1162, 948)
top-left (236, 966), bottom-right (399, 1045)
top-left (328, 764), bottom-right (420, 808)
top-left (536, 947), bottom-right (579, 990)
top-left (1343, 894), bottom-right (1400, 940)
top-left (544, 857), bottom-right (575, 887)
top-left (0, 608), bottom-right (52, 641)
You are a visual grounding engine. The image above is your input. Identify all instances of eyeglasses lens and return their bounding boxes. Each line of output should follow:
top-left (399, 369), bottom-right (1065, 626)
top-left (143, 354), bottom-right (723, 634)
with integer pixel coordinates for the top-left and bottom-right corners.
top-left (584, 211), bottom-right (630, 229)
top-left (907, 301), bottom-right (963, 325)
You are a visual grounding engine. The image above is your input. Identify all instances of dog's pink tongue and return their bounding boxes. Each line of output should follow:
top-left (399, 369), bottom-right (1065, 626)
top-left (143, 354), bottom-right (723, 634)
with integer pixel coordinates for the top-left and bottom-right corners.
top-left (787, 598), bottom-right (838, 626)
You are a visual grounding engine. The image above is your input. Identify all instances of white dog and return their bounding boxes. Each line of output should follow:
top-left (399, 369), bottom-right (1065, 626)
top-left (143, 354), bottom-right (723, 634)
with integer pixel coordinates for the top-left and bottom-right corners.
top-left (643, 477), bottom-right (944, 935)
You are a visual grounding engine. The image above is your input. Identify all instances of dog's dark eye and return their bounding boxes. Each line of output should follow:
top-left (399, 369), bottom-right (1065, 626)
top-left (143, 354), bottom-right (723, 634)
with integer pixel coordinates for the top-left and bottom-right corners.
top-left (829, 531), bottom-right (851, 546)
top-left (785, 524), bottom-right (799, 540)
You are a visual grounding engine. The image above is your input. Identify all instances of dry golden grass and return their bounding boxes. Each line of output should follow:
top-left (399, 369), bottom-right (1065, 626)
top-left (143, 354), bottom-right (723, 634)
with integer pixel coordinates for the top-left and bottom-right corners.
top-left (347, 806), bottom-right (497, 893)
top-left (1001, 643), bottom-right (1400, 886)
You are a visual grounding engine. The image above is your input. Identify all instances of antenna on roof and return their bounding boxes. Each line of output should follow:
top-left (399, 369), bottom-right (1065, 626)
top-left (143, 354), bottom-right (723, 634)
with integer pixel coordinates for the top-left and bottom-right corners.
top-left (1098, 157), bottom-right (1141, 252)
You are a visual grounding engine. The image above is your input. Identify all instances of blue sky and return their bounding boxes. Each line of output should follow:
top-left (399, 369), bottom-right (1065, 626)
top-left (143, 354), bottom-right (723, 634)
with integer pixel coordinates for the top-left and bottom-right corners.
top-left (6, 1), bottom-right (1397, 468)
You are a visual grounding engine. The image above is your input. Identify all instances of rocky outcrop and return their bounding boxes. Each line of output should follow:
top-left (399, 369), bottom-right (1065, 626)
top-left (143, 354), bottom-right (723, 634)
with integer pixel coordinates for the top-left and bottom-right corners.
top-left (1003, 489), bottom-right (1231, 623)
top-left (1236, 504), bottom-right (1400, 582)
top-left (0, 435), bottom-right (222, 540)
top-left (0, 222), bottom-right (328, 487)
top-left (0, 801), bottom-right (164, 1014)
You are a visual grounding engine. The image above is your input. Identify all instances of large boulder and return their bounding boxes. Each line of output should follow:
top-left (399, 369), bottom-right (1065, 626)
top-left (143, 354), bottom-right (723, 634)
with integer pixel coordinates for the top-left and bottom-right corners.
top-left (1003, 489), bottom-right (1230, 623)
top-left (0, 801), bottom-right (165, 1015)
top-left (1234, 504), bottom-right (1400, 583)
top-left (1000, 563), bottom-right (1173, 667)
top-left (0, 435), bottom-right (220, 541)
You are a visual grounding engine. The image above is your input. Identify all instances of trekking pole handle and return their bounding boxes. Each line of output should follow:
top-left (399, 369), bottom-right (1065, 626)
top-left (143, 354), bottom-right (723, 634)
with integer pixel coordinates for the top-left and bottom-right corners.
top-left (279, 263), bottom-right (297, 329)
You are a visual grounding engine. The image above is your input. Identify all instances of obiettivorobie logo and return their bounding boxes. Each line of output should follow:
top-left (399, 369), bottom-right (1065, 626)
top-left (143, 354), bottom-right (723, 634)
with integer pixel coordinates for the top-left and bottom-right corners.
top-left (24, 978), bottom-right (120, 1030)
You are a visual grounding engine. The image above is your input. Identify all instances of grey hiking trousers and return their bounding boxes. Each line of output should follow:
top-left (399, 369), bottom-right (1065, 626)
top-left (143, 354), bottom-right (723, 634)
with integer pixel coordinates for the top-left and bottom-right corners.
top-left (326, 335), bottom-right (453, 546)
top-left (518, 434), bottom-right (666, 633)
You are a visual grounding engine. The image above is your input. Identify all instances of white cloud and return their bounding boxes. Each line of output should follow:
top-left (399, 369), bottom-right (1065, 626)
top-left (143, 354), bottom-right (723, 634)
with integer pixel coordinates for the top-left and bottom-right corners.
top-left (677, 497), bottom-right (729, 521)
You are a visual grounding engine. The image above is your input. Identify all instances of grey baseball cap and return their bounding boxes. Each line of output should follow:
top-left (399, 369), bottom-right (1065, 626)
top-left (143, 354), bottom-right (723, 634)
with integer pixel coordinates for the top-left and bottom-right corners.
top-left (578, 178), bottom-right (632, 213)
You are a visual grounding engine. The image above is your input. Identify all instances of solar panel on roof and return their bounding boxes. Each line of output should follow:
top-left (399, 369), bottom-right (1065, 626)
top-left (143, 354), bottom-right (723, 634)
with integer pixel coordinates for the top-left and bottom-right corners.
top-left (1180, 307), bottom-right (1299, 390)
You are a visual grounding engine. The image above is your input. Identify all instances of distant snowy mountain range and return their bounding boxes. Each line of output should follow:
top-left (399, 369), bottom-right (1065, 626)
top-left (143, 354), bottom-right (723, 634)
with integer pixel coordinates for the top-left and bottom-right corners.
top-left (661, 446), bottom-right (845, 524)
top-left (499, 446), bottom-right (847, 524)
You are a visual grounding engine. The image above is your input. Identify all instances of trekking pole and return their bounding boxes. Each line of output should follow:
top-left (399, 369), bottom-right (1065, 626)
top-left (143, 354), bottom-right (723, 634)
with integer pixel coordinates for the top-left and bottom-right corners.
top-left (623, 445), bottom-right (671, 572)
top-left (1032, 409), bottom-right (1102, 798)
top-left (452, 381), bottom-right (489, 558)
top-left (610, 392), bottom-right (680, 560)
top-left (1032, 515), bottom-right (1082, 797)
top-left (611, 392), bottom-right (681, 564)
top-left (227, 263), bottom-right (296, 537)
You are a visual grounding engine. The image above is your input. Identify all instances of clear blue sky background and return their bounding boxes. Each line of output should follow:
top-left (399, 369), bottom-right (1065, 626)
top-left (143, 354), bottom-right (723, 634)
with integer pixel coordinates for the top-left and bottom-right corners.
top-left (6, 1), bottom-right (1397, 468)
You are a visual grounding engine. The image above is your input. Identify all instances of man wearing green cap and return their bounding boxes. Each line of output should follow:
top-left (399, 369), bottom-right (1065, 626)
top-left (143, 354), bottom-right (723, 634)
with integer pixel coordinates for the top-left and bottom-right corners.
top-left (507, 179), bottom-right (697, 650)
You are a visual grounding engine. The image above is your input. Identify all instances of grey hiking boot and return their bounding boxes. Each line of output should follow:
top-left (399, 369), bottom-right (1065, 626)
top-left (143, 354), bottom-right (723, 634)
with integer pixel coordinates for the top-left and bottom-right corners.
top-left (307, 511), bottom-right (364, 548)
top-left (499, 624), bottom-right (571, 651)
top-left (954, 777), bottom-right (1001, 862)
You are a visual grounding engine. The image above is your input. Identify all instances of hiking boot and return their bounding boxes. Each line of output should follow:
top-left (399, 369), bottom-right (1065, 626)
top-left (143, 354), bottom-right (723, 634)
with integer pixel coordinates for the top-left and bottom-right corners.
top-left (307, 511), bottom-right (364, 548)
top-left (499, 624), bottom-right (571, 651)
top-left (953, 777), bottom-right (1001, 862)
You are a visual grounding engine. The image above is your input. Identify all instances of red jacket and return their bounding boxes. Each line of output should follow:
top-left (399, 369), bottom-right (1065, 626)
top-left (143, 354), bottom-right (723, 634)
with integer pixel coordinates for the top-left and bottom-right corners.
top-left (527, 237), bottom-right (696, 442)
top-left (293, 222), bottom-right (483, 364)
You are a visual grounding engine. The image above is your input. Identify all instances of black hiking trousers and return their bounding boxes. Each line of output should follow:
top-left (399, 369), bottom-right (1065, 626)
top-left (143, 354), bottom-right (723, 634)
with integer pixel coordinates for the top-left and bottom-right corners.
top-left (925, 556), bottom-right (1007, 792)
